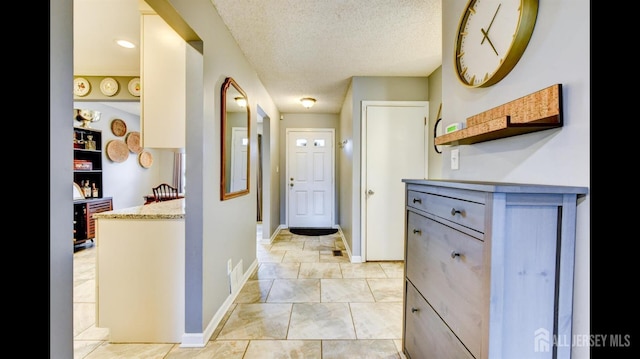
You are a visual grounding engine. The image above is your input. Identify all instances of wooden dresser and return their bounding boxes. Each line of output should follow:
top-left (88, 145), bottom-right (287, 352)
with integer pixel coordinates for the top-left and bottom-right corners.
top-left (74, 197), bottom-right (113, 245)
top-left (401, 179), bottom-right (587, 359)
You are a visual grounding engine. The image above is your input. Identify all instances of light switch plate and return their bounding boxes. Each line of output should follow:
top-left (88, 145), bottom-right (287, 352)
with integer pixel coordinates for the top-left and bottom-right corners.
top-left (451, 149), bottom-right (459, 170)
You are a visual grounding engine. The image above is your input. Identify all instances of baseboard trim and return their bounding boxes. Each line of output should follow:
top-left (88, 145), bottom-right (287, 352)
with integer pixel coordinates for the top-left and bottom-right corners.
top-left (179, 258), bottom-right (259, 347)
top-left (335, 226), bottom-right (361, 263)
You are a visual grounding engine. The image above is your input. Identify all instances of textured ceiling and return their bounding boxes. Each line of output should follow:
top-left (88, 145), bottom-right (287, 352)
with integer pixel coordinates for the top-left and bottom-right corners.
top-left (74, 0), bottom-right (442, 114)
top-left (211, 0), bottom-right (442, 113)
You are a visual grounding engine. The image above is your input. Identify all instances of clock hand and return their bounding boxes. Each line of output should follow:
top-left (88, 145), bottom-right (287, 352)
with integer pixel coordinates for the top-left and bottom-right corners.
top-left (481, 28), bottom-right (499, 56)
top-left (481, 3), bottom-right (502, 45)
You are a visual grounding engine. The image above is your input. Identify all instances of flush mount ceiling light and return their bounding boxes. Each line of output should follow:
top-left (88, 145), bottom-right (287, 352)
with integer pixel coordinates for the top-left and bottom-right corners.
top-left (234, 96), bottom-right (247, 107)
top-left (116, 39), bottom-right (136, 49)
top-left (300, 97), bottom-right (316, 109)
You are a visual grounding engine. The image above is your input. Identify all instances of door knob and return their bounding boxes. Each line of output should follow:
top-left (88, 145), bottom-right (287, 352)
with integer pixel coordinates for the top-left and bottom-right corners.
top-left (367, 189), bottom-right (374, 195)
top-left (290, 183), bottom-right (294, 187)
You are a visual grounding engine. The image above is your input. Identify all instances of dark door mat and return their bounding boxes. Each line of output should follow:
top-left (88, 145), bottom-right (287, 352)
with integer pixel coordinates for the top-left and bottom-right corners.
top-left (289, 228), bottom-right (338, 236)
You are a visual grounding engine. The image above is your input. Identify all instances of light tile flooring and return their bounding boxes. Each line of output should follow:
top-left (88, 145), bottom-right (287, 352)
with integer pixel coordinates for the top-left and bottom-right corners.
top-left (73, 226), bottom-right (406, 358)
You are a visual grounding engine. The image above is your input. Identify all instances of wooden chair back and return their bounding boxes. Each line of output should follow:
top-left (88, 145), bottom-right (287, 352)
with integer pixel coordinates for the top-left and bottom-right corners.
top-left (152, 183), bottom-right (179, 202)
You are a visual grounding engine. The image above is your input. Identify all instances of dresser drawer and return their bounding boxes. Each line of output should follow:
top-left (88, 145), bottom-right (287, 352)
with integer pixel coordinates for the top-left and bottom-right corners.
top-left (405, 211), bottom-right (484, 358)
top-left (404, 281), bottom-right (475, 359)
top-left (88, 200), bottom-right (113, 214)
top-left (407, 190), bottom-right (485, 233)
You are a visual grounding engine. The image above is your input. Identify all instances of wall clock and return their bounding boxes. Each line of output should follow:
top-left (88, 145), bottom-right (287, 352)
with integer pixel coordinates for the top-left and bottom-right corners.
top-left (454, 0), bottom-right (538, 88)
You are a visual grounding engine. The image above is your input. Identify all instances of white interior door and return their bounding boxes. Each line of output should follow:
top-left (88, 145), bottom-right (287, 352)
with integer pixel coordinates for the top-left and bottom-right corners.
top-left (230, 127), bottom-right (248, 192)
top-left (286, 129), bottom-right (335, 228)
top-left (363, 102), bottom-right (428, 261)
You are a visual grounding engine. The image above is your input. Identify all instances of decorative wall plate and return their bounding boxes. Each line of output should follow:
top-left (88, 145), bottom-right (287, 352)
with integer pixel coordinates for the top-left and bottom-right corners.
top-left (125, 131), bottom-right (142, 154)
top-left (139, 151), bottom-right (153, 168)
top-left (73, 182), bottom-right (85, 199)
top-left (100, 77), bottom-right (119, 96)
top-left (73, 77), bottom-right (91, 97)
top-left (128, 77), bottom-right (141, 96)
top-left (105, 139), bottom-right (129, 163)
top-left (111, 118), bottom-right (127, 137)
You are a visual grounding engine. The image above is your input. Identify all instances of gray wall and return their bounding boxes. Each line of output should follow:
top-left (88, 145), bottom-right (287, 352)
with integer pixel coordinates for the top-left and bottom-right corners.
top-left (51, 0), bottom-right (590, 357)
top-left (256, 106), bottom-right (280, 242)
top-left (338, 85), bottom-right (355, 255)
top-left (440, 1), bottom-right (590, 357)
top-left (426, 66), bottom-right (443, 179)
top-left (164, 0), bottom-right (281, 337)
top-left (50, 0), bottom-right (74, 356)
top-left (51, 0), bottom-right (282, 354)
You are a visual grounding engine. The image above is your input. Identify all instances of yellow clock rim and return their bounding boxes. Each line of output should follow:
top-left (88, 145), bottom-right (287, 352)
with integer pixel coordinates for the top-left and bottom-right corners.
top-left (454, 0), bottom-right (539, 88)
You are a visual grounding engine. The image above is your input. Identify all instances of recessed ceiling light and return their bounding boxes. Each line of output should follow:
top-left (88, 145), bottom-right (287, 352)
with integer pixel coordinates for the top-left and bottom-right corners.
top-left (116, 40), bottom-right (136, 49)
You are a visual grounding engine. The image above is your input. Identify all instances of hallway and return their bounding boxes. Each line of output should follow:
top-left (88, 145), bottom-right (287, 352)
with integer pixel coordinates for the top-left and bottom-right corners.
top-left (73, 227), bottom-right (405, 358)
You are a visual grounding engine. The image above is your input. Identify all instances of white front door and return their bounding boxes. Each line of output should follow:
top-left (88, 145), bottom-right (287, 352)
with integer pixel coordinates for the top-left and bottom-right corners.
top-left (286, 129), bottom-right (335, 228)
top-left (230, 127), bottom-right (248, 192)
top-left (362, 101), bottom-right (428, 261)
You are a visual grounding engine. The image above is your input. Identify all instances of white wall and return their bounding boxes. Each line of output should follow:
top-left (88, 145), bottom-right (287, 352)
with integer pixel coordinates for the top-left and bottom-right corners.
top-left (442, 1), bottom-right (590, 358)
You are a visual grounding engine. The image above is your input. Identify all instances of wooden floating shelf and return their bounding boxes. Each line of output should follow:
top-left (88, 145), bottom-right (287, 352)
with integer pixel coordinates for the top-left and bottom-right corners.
top-left (435, 84), bottom-right (562, 146)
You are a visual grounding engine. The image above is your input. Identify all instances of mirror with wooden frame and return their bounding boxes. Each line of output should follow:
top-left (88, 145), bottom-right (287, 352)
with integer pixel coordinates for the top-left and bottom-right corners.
top-left (221, 77), bottom-right (250, 200)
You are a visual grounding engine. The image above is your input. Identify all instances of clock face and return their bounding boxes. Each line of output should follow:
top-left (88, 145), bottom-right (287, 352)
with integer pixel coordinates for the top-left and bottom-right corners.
top-left (455, 0), bottom-right (538, 88)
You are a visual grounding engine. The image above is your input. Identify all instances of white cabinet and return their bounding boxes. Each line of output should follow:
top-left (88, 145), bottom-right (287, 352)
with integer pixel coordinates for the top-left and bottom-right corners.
top-left (141, 13), bottom-right (186, 148)
top-left (95, 200), bottom-right (186, 343)
top-left (401, 180), bottom-right (587, 359)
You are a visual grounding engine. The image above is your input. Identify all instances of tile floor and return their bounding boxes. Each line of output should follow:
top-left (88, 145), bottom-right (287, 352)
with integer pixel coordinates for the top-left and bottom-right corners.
top-left (73, 226), bottom-right (406, 358)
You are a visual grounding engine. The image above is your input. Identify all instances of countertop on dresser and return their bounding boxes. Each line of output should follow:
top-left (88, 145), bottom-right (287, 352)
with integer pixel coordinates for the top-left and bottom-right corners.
top-left (402, 179), bottom-right (588, 195)
top-left (93, 198), bottom-right (185, 220)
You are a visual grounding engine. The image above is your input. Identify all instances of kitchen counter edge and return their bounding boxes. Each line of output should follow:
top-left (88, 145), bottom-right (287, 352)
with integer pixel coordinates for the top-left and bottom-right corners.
top-left (93, 198), bottom-right (185, 220)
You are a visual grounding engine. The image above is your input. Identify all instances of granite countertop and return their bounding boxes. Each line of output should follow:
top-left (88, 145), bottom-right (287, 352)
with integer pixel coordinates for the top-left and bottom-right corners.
top-left (93, 198), bottom-right (185, 220)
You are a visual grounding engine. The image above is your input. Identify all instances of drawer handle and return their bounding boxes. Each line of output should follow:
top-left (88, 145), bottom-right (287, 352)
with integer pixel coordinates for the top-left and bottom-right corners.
top-left (411, 307), bottom-right (419, 313)
top-left (451, 251), bottom-right (461, 259)
top-left (412, 229), bottom-right (422, 235)
top-left (450, 208), bottom-right (462, 216)
top-left (412, 198), bottom-right (422, 204)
